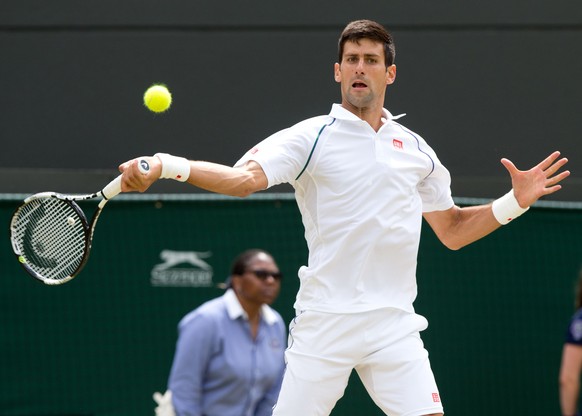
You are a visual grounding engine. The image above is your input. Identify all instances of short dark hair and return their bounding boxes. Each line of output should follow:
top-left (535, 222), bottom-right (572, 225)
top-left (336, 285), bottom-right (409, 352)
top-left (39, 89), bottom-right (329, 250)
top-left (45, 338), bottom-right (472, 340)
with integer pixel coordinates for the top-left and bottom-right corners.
top-left (338, 19), bottom-right (395, 68)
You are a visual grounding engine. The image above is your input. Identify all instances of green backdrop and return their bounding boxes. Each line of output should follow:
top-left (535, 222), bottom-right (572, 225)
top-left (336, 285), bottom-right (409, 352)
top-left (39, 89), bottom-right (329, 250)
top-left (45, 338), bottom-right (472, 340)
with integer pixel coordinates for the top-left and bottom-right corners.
top-left (2, 194), bottom-right (581, 415)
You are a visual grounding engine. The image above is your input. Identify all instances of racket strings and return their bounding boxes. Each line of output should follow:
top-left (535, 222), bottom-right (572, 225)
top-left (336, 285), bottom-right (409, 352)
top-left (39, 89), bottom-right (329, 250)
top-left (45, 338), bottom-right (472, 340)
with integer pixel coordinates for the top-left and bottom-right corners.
top-left (12, 198), bottom-right (88, 282)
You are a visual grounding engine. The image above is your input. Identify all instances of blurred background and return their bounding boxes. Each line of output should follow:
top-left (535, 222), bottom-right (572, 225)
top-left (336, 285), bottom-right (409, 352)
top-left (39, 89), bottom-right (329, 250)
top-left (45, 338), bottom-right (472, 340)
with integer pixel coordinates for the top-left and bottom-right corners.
top-left (1, 0), bottom-right (582, 414)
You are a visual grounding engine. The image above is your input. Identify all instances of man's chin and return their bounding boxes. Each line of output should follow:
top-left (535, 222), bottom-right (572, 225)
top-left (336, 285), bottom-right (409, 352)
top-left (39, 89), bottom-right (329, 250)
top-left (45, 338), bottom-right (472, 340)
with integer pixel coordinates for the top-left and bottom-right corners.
top-left (344, 95), bottom-right (373, 110)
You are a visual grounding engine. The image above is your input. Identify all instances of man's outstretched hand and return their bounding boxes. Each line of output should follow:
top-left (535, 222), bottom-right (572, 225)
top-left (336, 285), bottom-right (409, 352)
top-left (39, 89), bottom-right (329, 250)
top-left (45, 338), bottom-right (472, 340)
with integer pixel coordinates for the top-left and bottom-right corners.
top-left (501, 151), bottom-right (570, 208)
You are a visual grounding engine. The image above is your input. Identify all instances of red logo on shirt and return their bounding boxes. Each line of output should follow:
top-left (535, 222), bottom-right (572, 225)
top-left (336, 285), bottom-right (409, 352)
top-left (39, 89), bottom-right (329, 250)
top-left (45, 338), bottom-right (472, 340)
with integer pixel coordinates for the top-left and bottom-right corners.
top-left (432, 393), bottom-right (440, 403)
top-left (250, 147), bottom-right (259, 154)
top-left (393, 139), bottom-right (403, 149)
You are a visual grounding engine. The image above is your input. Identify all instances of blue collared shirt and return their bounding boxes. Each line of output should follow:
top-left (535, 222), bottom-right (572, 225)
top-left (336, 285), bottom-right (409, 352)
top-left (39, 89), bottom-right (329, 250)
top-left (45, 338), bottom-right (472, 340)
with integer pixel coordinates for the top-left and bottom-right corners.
top-left (168, 289), bottom-right (287, 416)
top-left (566, 308), bottom-right (582, 345)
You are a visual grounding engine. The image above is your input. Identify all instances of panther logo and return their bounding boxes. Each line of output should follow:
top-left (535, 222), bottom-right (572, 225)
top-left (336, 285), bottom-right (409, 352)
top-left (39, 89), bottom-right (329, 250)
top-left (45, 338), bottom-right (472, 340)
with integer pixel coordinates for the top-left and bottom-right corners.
top-left (151, 250), bottom-right (214, 287)
top-left (153, 250), bottom-right (213, 271)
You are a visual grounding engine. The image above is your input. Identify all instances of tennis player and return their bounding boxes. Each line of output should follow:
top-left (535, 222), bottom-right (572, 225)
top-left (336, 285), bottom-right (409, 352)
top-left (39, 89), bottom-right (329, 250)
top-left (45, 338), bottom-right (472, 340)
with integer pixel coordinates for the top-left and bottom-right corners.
top-left (119, 20), bottom-right (570, 416)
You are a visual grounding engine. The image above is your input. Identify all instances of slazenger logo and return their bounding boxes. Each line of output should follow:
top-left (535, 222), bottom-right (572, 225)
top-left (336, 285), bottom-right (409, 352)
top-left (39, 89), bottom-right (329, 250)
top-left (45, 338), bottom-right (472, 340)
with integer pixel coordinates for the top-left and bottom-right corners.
top-left (150, 250), bottom-right (214, 287)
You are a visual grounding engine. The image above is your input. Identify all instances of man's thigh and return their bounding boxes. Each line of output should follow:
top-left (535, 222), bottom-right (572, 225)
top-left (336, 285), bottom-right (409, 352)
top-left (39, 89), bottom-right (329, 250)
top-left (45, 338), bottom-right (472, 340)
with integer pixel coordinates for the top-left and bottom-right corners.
top-left (272, 311), bottom-right (362, 416)
top-left (356, 311), bottom-right (444, 416)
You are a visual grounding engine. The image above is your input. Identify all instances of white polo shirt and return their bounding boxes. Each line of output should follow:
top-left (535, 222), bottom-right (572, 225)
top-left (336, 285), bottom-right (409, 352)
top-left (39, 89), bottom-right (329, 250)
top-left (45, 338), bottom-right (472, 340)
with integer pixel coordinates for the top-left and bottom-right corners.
top-left (235, 104), bottom-right (454, 314)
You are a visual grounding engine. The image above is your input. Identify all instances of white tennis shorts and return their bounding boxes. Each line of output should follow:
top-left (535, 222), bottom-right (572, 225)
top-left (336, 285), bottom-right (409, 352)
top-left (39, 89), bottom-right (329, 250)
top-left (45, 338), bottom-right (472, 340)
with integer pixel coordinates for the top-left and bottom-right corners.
top-left (272, 308), bottom-right (444, 416)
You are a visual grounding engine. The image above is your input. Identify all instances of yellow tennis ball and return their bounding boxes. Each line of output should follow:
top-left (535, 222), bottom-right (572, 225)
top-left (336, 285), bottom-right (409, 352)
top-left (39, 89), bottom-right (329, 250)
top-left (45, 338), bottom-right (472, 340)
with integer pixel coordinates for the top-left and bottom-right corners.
top-left (143, 84), bottom-right (172, 113)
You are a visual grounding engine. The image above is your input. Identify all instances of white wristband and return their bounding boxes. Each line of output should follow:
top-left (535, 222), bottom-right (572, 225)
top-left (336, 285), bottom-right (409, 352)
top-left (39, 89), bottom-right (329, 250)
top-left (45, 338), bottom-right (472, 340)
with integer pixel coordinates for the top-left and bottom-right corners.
top-left (491, 189), bottom-right (529, 225)
top-left (154, 153), bottom-right (190, 182)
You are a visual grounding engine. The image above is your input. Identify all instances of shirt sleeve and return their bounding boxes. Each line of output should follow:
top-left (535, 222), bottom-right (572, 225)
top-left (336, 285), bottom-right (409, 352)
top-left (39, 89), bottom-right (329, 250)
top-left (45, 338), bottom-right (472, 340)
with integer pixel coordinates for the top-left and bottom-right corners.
top-left (416, 138), bottom-right (455, 213)
top-left (169, 313), bottom-right (221, 416)
top-left (566, 310), bottom-right (582, 345)
top-left (234, 117), bottom-right (330, 188)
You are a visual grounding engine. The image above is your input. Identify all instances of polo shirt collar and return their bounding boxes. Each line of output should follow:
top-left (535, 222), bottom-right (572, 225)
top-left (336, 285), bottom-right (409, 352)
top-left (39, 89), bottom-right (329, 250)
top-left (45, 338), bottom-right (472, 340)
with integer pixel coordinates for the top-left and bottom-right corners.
top-left (223, 288), bottom-right (278, 325)
top-left (330, 103), bottom-right (394, 120)
top-left (329, 104), bottom-right (405, 123)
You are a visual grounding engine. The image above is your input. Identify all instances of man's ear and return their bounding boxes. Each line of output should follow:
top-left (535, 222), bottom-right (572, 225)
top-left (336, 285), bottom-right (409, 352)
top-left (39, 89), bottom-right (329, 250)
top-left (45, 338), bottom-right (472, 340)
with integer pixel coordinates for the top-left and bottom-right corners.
top-left (386, 64), bottom-right (397, 85)
top-left (334, 62), bottom-right (341, 83)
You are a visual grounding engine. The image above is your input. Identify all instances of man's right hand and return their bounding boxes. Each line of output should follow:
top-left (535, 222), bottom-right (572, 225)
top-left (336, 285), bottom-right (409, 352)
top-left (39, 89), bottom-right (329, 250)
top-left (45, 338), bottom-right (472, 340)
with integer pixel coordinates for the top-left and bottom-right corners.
top-left (119, 155), bottom-right (162, 193)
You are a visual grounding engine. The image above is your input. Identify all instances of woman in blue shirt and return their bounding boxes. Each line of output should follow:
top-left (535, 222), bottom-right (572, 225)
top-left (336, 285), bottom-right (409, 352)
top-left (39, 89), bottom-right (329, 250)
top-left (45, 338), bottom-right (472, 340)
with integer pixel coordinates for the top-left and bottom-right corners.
top-left (560, 270), bottom-right (582, 416)
top-left (168, 249), bottom-right (286, 416)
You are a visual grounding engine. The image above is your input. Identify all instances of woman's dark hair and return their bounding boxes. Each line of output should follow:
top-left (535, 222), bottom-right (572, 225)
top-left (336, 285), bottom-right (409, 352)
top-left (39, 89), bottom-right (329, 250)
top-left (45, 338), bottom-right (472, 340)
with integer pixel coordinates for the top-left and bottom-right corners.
top-left (230, 249), bottom-right (272, 276)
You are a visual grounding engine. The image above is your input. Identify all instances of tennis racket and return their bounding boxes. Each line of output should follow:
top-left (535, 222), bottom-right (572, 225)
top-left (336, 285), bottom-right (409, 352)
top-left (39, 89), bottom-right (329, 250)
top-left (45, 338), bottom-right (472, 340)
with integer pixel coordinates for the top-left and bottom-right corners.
top-left (9, 175), bottom-right (123, 285)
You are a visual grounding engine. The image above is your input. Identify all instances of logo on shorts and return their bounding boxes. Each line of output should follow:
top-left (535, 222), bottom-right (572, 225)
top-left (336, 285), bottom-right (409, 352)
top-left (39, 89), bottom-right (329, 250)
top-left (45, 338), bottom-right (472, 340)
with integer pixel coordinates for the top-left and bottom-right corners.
top-left (432, 392), bottom-right (440, 403)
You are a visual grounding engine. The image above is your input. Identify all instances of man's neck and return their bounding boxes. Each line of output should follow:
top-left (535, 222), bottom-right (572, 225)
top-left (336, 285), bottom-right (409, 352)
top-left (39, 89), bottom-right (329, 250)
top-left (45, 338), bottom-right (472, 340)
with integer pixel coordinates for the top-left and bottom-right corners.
top-left (341, 102), bottom-right (384, 132)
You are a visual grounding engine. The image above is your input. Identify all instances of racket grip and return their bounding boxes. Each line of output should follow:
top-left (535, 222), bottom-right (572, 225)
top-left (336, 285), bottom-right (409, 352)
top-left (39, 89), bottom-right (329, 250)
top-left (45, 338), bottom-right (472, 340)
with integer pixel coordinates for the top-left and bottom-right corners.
top-left (101, 175), bottom-right (122, 200)
top-left (138, 158), bottom-right (151, 174)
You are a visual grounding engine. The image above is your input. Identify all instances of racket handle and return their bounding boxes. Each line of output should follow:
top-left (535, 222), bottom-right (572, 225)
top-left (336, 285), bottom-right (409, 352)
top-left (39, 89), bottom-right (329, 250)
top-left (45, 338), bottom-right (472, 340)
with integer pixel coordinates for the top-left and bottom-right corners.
top-left (101, 175), bottom-right (122, 200)
top-left (138, 158), bottom-right (151, 174)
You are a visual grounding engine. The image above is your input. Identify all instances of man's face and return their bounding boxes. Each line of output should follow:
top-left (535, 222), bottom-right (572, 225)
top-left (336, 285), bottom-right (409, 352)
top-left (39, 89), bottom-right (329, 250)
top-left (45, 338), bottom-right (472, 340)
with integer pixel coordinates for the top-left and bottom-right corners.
top-left (334, 39), bottom-right (396, 112)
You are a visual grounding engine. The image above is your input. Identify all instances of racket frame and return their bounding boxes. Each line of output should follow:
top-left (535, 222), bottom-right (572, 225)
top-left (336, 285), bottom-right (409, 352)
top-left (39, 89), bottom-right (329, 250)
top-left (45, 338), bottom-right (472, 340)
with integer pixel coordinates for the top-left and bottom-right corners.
top-left (9, 176), bottom-right (121, 285)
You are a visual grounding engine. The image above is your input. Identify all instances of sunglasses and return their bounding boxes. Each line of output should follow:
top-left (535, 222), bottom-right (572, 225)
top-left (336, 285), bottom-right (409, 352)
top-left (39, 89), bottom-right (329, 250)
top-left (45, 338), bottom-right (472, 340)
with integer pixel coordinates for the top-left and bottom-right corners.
top-left (247, 269), bottom-right (283, 281)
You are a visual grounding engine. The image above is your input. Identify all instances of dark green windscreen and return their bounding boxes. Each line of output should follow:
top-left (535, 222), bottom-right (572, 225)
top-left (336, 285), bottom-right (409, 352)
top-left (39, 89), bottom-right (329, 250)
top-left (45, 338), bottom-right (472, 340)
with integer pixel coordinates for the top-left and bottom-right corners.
top-left (2, 195), bottom-right (580, 415)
